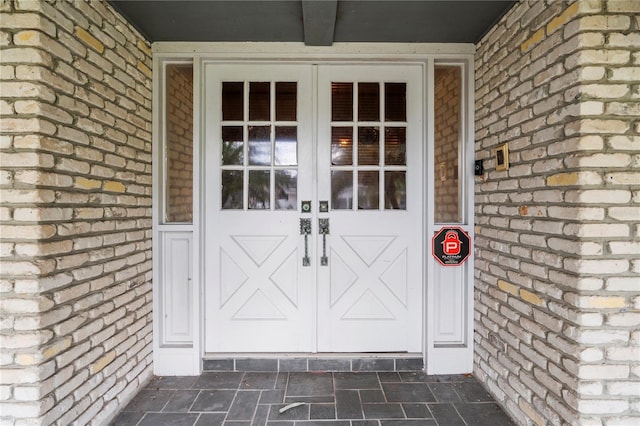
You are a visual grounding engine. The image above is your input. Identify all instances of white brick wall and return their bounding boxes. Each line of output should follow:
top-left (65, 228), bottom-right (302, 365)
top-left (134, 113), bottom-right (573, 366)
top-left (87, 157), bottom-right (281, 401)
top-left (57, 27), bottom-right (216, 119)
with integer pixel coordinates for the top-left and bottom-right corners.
top-left (475, 0), bottom-right (639, 425)
top-left (0, 0), bottom-right (152, 424)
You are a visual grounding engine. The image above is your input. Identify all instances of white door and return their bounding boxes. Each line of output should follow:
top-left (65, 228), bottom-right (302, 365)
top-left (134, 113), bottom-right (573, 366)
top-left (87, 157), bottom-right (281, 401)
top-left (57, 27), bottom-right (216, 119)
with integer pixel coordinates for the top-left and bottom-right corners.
top-left (204, 64), bottom-right (315, 352)
top-left (204, 63), bottom-right (423, 353)
top-left (317, 65), bottom-right (423, 352)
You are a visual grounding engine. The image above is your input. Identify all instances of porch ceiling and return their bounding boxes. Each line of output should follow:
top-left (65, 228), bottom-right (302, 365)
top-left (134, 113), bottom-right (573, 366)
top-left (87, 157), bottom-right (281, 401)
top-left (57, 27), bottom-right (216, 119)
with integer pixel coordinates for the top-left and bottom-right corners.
top-left (108, 0), bottom-right (516, 46)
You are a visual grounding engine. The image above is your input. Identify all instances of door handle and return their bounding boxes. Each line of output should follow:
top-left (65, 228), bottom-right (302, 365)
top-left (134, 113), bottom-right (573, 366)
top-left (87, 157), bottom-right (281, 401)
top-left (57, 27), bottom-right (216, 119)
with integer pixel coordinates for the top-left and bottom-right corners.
top-left (300, 218), bottom-right (311, 266)
top-left (319, 218), bottom-right (329, 266)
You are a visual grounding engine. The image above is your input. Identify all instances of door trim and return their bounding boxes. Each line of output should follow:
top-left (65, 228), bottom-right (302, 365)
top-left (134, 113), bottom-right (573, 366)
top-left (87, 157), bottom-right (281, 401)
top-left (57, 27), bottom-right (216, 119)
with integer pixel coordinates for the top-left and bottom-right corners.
top-left (152, 43), bottom-right (475, 375)
top-left (153, 41), bottom-right (475, 56)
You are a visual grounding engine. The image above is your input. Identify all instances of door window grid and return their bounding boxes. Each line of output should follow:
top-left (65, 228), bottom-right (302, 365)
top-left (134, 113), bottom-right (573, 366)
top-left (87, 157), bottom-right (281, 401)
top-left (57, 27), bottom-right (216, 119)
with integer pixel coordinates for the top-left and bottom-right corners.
top-left (220, 81), bottom-right (298, 210)
top-left (330, 82), bottom-right (407, 210)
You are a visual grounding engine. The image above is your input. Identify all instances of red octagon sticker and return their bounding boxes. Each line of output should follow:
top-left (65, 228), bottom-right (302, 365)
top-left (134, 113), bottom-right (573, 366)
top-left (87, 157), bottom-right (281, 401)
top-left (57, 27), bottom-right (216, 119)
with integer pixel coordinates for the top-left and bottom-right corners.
top-left (432, 226), bottom-right (471, 266)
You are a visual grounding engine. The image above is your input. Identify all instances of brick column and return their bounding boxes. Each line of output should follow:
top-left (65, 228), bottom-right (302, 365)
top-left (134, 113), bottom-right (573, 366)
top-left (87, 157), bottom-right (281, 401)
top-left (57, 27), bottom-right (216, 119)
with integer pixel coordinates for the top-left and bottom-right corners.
top-left (475, 0), bottom-right (639, 424)
top-left (0, 1), bottom-right (153, 424)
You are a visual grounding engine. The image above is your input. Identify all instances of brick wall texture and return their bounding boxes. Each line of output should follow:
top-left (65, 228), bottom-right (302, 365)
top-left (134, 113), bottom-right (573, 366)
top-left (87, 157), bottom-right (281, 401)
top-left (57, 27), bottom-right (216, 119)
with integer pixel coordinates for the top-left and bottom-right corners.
top-left (474, 0), bottom-right (639, 425)
top-left (1, 0), bottom-right (638, 424)
top-left (0, 0), bottom-right (153, 424)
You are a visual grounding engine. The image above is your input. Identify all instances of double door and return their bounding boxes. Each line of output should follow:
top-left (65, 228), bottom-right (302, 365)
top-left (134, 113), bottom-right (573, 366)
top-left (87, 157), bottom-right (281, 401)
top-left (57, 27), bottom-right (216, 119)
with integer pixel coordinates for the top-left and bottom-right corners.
top-left (204, 63), bottom-right (423, 353)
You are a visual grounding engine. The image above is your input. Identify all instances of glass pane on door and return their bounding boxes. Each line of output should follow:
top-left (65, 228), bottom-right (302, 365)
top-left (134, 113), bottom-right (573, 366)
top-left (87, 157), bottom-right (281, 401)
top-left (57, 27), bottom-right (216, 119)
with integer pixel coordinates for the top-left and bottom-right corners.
top-left (385, 171), bottom-right (406, 209)
top-left (222, 82), bottom-right (243, 120)
top-left (222, 126), bottom-right (243, 165)
top-left (275, 126), bottom-right (297, 165)
top-left (331, 170), bottom-right (353, 210)
top-left (248, 170), bottom-right (270, 209)
top-left (332, 83), bottom-right (353, 121)
top-left (276, 82), bottom-right (297, 121)
top-left (275, 169), bottom-right (297, 210)
top-left (358, 171), bottom-right (379, 210)
top-left (358, 127), bottom-right (379, 165)
top-left (385, 83), bottom-right (406, 122)
top-left (358, 82), bottom-right (379, 121)
top-left (384, 127), bottom-right (405, 166)
top-left (331, 127), bottom-right (353, 166)
top-left (221, 170), bottom-right (243, 209)
top-left (249, 82), bottom-right (270, 120)
top-left (248, 126), bottom-right (271, 166)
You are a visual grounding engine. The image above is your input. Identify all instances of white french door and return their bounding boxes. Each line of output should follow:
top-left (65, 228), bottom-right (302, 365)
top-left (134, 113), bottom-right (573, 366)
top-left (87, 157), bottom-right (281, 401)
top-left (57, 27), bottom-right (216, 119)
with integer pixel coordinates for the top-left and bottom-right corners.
top-left (204, 63), bottom-right (423, 353)
top-left (204, 64), bottom-right (314, 352)
top-left (316, 65), bottom-right (423, 352)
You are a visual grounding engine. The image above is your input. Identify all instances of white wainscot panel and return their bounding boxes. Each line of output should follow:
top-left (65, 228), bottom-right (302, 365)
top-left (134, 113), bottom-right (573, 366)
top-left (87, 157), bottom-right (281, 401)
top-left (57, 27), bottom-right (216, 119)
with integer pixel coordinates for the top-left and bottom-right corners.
top-left (161, 232), bottom-right (193, 346)
top-left (433, 262), bottom-right (465, 345)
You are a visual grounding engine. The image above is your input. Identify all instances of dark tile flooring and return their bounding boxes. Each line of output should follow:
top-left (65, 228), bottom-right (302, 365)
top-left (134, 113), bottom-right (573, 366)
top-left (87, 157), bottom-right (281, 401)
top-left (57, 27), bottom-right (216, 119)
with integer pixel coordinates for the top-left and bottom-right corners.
top-left (112, 372), bottom-right (516, 425)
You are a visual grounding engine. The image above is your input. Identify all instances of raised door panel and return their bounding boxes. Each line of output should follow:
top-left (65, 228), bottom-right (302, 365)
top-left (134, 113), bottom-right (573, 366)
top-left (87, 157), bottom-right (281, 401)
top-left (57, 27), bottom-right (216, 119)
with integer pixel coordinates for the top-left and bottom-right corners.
top-left (211, 226), bottom-right (311, 351)
top-left (319, 220), bottom-right (419, 351)
top-left (433, 260), bottom-right (466, 345)
top-left (161, 232), bottom-right (193, 346)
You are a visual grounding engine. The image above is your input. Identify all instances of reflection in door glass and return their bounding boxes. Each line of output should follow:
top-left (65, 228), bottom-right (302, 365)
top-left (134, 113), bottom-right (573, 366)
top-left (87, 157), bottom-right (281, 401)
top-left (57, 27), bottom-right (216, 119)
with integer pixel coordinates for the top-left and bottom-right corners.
top-left (222, 126), bottom-right (243, 165)
top-left (249, 170), bottom-right (270, 209)
top-left (332, 83), bottom-right (353, 121)
top-left (331, 127), bottom-right (353, 165)
top-left (358, 83), bottom-right (380, 121)
top-left (275, 170), bottom-right (297, 210)
top-left (331, 171), bottom-right (353, 210)
top-left (222, 170), bottom-right (243, 209)
top-left (275, 126), bottom-right (297, 165)
top-left (384, 127), bottom-right (406, 165)
top-left (248, 126), bottom-right (271, 165)
top-left (276, 82), bottom-right (297, 121)
top-left (249, 82), bottom-right (270, 121)
top-left (358, 127), bottom-right (379, 165)
top-left (222, 82), bottom-right (243, 121)
top-left (358, 171), bottom-right (379, 210)
top-left (385, 83), bottom-right (406, 122)
top-left (385, 171), bottom-right (406, 209)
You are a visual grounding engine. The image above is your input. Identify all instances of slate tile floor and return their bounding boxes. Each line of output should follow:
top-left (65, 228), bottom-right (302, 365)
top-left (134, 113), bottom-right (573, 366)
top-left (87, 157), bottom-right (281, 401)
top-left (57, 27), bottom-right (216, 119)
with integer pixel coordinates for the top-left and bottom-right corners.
top-left (112, 372), bottom-right (516, 425)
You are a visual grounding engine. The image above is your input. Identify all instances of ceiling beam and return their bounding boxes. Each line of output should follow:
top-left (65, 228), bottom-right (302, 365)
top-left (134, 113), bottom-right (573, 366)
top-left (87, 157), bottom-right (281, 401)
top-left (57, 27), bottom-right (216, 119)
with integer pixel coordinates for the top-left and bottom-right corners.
top-left (302, 0), bottom-right (337, 46)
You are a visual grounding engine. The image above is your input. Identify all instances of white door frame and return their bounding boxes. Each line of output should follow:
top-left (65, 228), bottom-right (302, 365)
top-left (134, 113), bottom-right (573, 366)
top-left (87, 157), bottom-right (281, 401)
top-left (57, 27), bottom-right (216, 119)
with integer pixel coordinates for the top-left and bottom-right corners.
top-left (151, 42), bottom-right (475, 375)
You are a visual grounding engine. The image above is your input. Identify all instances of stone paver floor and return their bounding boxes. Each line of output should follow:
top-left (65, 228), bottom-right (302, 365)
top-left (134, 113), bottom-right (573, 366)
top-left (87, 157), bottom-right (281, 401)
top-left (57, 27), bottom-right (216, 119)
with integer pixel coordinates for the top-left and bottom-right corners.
top-left (112, 371), bottom-right (516, 425)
